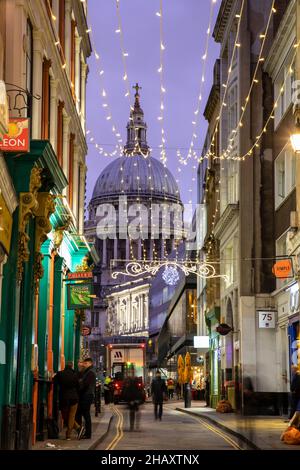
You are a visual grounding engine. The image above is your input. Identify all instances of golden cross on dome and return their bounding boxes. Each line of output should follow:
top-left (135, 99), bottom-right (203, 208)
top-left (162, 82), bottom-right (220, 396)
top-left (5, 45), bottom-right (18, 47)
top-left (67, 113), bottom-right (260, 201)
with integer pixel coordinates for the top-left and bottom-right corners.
top-left (133, 83), bottom-right (142, 97)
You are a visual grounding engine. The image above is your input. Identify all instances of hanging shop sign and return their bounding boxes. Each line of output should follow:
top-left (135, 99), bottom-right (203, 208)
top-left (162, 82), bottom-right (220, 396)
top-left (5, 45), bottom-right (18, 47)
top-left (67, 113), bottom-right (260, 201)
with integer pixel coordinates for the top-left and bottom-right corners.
top-left (0, 193), bottom-right (13, 254)
top-left (81, 325), bottom-right (92, 337)
top-left (0, 81), bottom-right (9, 138)
top-left (258, 311), bottom-right (276, 329)
top-left (67, 271), bottom-right (93, 280)
top-left (193, 336), bottom-right (209, 348)
top-left (216, 323), bottom-right (233, 336)
top-left (67, 283), bottom-right (92, 310)
top-left (272, 258), bottom-right (293, 279)
top-left (0, 118), bottom-right (29, 152)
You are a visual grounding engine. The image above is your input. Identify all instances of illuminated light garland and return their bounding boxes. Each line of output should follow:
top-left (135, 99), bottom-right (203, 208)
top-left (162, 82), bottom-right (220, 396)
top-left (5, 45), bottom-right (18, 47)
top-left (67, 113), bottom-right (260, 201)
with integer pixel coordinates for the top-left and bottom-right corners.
top-left (115, 0), bottom-right (150, 158)
top-left (157, 0), bottom-right (167, 165)
top-left (82, 24), bottom-right (124, 154)
top-left (191, 0), bottom-right (246, 168)
top-left (177, 0), bottom-right (217, 165)
top-left (201, 0), bottom-right (276, 162)
top-left (111, 260), bottom-right (228, 282)
top-left (205, 38), bottom-right (299, 260)
top-left (162, 265), bottom-right (180, 286)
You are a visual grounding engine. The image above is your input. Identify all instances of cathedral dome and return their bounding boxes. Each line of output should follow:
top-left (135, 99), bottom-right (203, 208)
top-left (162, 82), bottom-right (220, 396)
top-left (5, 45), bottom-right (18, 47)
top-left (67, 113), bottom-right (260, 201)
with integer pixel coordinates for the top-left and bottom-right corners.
top-left (91, 154), bottom-right (180, 203)
top-left (91, 83), bottom-right (181, 205)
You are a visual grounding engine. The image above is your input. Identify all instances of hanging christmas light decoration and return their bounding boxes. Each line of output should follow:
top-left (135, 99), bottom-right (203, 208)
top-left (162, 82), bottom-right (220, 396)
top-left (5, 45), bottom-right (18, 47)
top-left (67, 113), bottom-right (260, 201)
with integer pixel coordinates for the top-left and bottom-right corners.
top-left (162, 265), bottom-right (180, 286)
top-left (111, 259), bottom-right (228, 283)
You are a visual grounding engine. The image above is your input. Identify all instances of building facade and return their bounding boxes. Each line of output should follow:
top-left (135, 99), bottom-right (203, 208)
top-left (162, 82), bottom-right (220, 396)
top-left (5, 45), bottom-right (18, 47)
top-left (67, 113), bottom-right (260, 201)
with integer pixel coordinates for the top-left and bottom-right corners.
top-left (0, 0), bottom-right (92, 449)
top-left (198, 0), bottom-right (293, 413)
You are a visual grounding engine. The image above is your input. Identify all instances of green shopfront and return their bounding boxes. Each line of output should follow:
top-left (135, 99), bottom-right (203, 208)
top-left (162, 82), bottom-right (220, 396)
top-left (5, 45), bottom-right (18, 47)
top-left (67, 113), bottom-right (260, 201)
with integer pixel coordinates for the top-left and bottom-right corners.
top-left (0, 141), bottom-right (91, 449)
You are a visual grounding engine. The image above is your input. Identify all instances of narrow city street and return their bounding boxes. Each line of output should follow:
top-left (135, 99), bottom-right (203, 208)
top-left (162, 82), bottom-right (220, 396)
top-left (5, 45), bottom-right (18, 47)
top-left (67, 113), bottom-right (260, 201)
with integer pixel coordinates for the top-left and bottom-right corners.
top-left (97, 403), bottom-right (247, 451)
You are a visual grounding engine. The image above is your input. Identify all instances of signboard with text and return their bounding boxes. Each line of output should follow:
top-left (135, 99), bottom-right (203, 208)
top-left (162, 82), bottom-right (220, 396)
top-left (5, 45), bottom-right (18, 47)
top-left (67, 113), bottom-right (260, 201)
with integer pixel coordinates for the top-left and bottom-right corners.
top-left (272, 258), bottom-right (293, 279)
top-left (67, 271), bottom-right (93, 280)
top-left (0, 118), bottom-right (29, 152)
top-left (258, 311), bottom-right (276, 329)
top-left (67, 283), bottom-right (92, 309)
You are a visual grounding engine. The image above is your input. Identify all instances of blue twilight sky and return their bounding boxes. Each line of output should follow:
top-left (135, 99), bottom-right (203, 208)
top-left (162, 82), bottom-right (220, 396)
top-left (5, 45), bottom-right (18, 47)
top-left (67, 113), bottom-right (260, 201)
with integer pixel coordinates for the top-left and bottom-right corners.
top-left (86, 0), bottom-right (220, 207)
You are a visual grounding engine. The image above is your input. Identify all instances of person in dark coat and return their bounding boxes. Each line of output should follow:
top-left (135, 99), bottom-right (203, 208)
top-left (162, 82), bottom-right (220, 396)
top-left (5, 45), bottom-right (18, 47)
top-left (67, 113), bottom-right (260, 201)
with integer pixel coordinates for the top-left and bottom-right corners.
top-left (77, 358), bottom-right (96, 439)
top-left (151, 370), bottom-right (167, 421)
top-left (122, 376), bottom-right (143, 431)
top-left (290, 366), bottom-right (300, 420)
top-left (204, 372), bottom-right (210, 407)
top-left (53, 361), bottom-right (84, 440)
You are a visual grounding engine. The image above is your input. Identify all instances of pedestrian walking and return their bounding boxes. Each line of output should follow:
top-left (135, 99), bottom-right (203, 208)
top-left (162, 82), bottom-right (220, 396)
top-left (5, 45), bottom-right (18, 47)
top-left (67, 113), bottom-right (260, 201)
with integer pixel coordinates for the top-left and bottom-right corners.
top-left (77, 358), bottom-right (96, 439)
top-left (122, 376), bottom-right (143, 431)
top-left (175, 381), bottom-right (181, 400)
top-left (151, 370), bottom-right (167, 421)
top-left (104, 375), bottom-right (113, 404)
top-left (53, 361), bottom-right (84, 440)
top-left (167, 377), bottom-right (175, 399)
top-left (290, 365), bottom-right (300, 419)
top-left (205, 372), bottom-right (210, 407)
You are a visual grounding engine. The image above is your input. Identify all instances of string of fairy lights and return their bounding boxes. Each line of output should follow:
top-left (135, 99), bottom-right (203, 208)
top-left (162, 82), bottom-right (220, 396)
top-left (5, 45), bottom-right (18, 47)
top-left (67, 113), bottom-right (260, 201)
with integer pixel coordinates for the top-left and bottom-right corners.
top-left (200, 0), bottom-right (277, 163)
top-left (81, 1), bottom-right (298, 273)
top-left (178, 0), bottom-right (218, 165)
top-left (204, 7), bottom-right (298, 259)
top-left (156, 0), bottom-right (167, 166)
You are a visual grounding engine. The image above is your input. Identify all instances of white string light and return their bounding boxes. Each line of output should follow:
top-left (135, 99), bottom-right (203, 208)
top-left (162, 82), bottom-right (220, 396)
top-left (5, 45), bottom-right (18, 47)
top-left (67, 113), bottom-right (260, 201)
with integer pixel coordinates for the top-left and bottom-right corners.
top-left (177, 0), bottom-right (217, 165)
top-left (157, 0), bottom-right (167, 165)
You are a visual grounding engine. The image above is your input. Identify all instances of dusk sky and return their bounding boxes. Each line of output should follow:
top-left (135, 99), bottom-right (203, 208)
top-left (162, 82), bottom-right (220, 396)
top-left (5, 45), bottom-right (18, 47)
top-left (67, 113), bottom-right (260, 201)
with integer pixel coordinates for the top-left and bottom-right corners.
top-left (86, 0), bottom-right (220, 207)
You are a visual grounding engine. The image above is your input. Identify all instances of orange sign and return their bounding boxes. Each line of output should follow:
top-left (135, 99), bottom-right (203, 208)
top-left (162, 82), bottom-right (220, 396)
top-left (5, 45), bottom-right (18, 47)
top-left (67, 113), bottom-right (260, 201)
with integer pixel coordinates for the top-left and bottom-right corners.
top-left (0, 118), bottom-right (29, 152)
top-left (272, 259), bottom-right (293, 279)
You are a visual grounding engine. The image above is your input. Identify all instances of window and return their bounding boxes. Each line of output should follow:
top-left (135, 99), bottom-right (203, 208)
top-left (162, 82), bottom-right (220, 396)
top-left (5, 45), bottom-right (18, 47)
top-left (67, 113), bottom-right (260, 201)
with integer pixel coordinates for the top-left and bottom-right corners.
top-left (70, 19), bottom-right (76, 99)
top-left (274, 52), bottom-right (295, 128)
top-left (56, 101), bottom-right (64, 165)
top-left (276, 154), bottom-right (285, 201)
top-left (25, 20), bottom-right (33, 119)
top-left (68, 133), bottom-right (75, 207)
top-left (228, 85), bottom-right (237, 135)
top-left (227, 161), bottom-right (238, 205)
top-left (275, 148), bottom-right (296, 208)
top-left (59, 0), bottom-right (65, 55)
top-left (77, 164), bottom-right (81, 221)
top-left (224, 245), bottom-right (234, 287)
top-left (41, 58), bottom-right (51, 139)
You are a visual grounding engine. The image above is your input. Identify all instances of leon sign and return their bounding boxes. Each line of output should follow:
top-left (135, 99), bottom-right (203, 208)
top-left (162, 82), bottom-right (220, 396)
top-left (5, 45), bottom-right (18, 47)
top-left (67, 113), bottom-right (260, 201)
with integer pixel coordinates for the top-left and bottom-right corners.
top-left (0, 118), bottom-right (29, 152)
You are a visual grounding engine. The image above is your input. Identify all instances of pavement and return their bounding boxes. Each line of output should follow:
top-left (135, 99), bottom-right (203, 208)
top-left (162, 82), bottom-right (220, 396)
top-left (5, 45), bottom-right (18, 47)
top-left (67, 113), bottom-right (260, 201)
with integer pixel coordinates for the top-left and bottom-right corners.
top-left (169, 401), bottom-right (300, 450)
top-left (32, 406), bottom-right (113, 451)
top-left (96, 401), bottom-right (248, 450)
top-left (32, 400), bottom-right (300, 450)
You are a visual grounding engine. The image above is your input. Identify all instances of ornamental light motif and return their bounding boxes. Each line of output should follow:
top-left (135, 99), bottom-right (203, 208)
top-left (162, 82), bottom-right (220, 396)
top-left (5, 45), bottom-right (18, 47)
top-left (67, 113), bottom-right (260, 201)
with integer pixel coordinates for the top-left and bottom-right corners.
top-left (162, 265), bottom-right (180, 286)
top-left (111, 259), bottom-right (228, 284)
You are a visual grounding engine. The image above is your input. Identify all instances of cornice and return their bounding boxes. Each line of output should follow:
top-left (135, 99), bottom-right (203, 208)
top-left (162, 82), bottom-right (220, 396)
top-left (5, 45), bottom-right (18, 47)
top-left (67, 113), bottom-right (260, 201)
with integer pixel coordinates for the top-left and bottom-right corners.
top-left (213, 0), bottom-right (235, 43)
top-left (214, 203), bottom-right (239, 239)
top-left (264, 0), bottom-right (296, 79)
